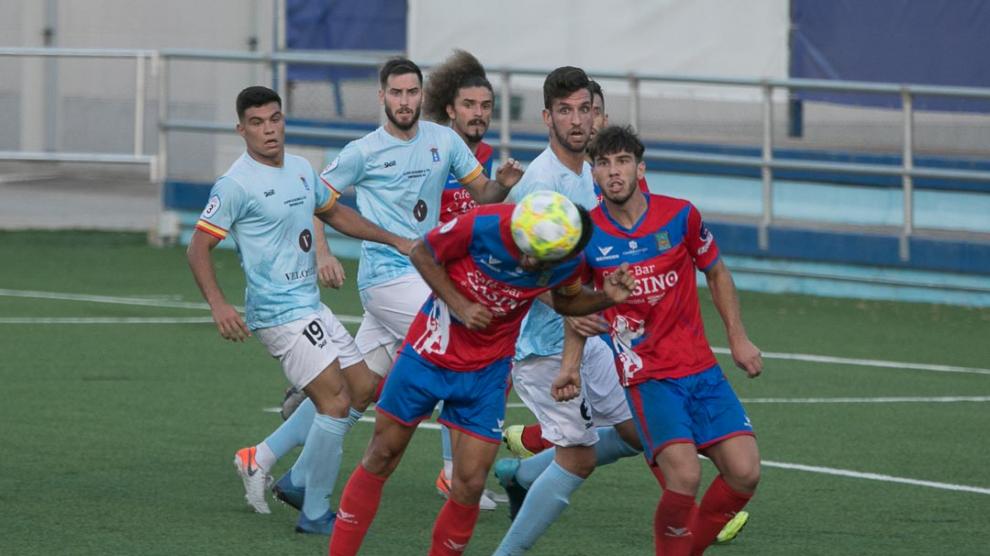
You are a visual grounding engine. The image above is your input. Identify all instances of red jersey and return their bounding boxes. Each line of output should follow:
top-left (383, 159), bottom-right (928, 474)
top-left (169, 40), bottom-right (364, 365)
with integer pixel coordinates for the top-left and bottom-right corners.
top-left (408, 204), bottom-right (585, 371)
top-left (439, 142), bottom-right (494, 224)
top-left (585, 194), bottom-right (719, 386)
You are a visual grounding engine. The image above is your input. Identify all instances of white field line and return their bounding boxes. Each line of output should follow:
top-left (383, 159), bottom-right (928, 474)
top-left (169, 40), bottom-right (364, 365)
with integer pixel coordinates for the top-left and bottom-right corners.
top-left (1, 288), bottom-right (987, 374)
top-left (506, 397), bottom-right (990, 408)
top-left (711, 347), bottom-right (990, 376)
top-left (0, 316), bottom-right (217, 324)
top-left (260, 408), bottom-right (990, 496)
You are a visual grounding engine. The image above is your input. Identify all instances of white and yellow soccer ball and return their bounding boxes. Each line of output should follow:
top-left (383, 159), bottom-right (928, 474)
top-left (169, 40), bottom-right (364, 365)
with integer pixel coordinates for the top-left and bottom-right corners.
top-left (510, 190), bottom-right (583, 261)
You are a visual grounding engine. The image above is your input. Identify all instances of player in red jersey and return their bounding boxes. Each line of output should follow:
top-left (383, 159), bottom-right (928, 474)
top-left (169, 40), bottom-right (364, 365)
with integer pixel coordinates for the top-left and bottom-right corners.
top-left (329, 196), bottom-right (636, 556)
top-left (422, 49), bottom-right (503, 510)
top-left (559, 126), bottom-right (762, 556)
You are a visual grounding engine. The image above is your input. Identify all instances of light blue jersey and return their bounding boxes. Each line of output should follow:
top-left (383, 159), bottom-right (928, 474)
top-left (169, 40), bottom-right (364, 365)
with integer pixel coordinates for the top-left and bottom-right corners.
top-left (508, 147), bottom-right (597, 360)
top-left (319, 121), bottom-right (483, 291)
top-left (195, 152), bottom-right (336, 330)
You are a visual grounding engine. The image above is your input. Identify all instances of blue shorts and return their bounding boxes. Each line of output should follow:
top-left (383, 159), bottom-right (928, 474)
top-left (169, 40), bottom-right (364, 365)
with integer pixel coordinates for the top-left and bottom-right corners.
top-left (376, 344), bottom-right (511, 444)
top-left (624, 364), bottom-right (754, 465)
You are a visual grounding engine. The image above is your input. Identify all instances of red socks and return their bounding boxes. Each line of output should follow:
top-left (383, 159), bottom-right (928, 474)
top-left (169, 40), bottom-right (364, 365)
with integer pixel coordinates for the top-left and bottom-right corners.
top-left (654, 489), bottom-right (696, 556)
top-left (520, 423), bottom-right (554, 454)
top-left (428, 498), bottom-right (480, 555)
top-left (328, 464), bottom-right (387, 556)
top-left (689, 475), bottom-right (752, 555)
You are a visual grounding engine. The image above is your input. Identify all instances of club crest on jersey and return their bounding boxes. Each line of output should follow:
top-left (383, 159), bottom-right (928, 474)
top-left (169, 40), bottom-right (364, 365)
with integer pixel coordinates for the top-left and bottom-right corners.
top-left (430, 147), bottom-right (440, 163)
top-left (655, 231), bottom-right (671, 251)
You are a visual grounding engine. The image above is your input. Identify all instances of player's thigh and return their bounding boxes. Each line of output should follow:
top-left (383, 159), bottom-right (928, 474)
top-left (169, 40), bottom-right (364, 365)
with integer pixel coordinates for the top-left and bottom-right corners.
top-left (255, 311), bottom-right (342, 392)
top-left (512, 355), bottom-right (598, 447)
top-left (355, 274), bottom-right (431, 355)
top-left (691, 365), bottom-right (756, 449)
top-left (375, 345), bottom-right (445, 428)
top-left (624, 379), bottom-right (695, 466)
top-left (702, 434), bottom-right (761, 492)
top-left (440, 358), bottom-right (511, 445)
top-left (582, 337), bottom-right (633, 428)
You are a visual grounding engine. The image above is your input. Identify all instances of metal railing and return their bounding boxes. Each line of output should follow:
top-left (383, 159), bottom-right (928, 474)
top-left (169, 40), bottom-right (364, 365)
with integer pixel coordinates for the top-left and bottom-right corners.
top-left (0, 47), bottom-right (158, 179)
top-left (3, 47), bottom-right (990, 262)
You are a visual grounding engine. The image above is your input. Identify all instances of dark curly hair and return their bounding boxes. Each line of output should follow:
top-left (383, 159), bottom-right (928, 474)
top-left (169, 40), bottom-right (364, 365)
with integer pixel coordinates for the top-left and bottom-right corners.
top-left (423, 50), bottom-right (493, 124)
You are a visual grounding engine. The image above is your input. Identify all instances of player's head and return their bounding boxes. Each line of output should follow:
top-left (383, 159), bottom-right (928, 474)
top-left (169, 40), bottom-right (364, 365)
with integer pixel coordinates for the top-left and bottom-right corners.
top-left (379, 57), bottom-right (423, 132)
top-left (589, 80), bottom-right (609, 139)
top-left (589, 125), bottom-right (646, 206)
top-left (235, 86), bottom-right (284, 165)
top-left (542, 66), bottom-right (594, 154)
top-left (423, 50), bottom-right (494, 144)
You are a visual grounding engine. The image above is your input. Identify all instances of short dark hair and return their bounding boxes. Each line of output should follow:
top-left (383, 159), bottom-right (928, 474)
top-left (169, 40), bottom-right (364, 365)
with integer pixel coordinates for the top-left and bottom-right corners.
top-left (236, 86), bottom-right (281, 120)
top-left (587, 125), bottom-right (645, 162)
top-left (543, 66), bottom-right (591, 109)
top-left (380, 57), bottom-right (423, 89)
top-left (589, 79), bottom-right (605, 111)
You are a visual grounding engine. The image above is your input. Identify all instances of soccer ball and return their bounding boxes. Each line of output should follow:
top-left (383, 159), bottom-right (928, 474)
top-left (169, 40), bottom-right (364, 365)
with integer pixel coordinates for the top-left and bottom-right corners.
top-left (510, 190), bottom-right (583, 261)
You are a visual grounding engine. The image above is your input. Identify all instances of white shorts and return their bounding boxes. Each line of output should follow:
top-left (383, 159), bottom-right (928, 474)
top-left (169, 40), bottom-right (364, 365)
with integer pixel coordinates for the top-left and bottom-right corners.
top-left (355, 273), bottom-right (432, 376)
top-left (512, 336), bottom-right (632, 447)
top-left (254, 304), bottom-right (364, 389)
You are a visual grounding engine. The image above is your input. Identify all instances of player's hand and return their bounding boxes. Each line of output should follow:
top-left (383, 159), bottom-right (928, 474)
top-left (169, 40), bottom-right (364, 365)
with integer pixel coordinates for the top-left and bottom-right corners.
top-left (495, 158), bottom-right (524, 188)
top-left (317, 253), bottom-right (345, 289)
top-left (211, 302), bottom-right (250, 342)
top-left (551, 367), bottom-right (581, 402)
top-left (603, 262), bottom-right (636, 304)
top-left (566, 314), bottom-right (609, 337)
top-left (456, 302), bottom-right (493, 331)
top-left (730, 336), bottom-right (763, 378)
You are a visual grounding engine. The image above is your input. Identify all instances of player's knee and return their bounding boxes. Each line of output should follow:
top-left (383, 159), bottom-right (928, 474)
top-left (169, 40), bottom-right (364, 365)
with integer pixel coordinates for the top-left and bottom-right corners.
top-left (450, 471), bottom-right (488, 503)
top-left (362, 438), bottom-right (402, 476)
top-left (658, 451), bottom-right (702, 493)
top-left (723, 460), bottom-right (761, 494)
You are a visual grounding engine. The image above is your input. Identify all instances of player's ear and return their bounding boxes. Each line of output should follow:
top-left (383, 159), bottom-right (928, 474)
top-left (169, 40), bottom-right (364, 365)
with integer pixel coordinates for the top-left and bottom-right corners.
top-left (636, 160), bottom-right (646, 180)
top-left (542, 108), bottom-right (552, 128)
top-left (378, 88), bottom-right (385, 105)
top-left (445, 104), bottom-right (457, 121)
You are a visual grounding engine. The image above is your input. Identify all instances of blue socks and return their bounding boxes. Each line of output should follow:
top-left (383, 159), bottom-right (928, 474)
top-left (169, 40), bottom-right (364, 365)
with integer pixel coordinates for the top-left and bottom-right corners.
top-left (514, 427), bottom-right (639, 490)
top-left (593, 426), bottom-right (641, 465)
top-left (263, 397), bottom-right (316, 461)
top-left (494, 461), bottom-right (585, 555)
top-left (293, 413), bottom-right (351, 520)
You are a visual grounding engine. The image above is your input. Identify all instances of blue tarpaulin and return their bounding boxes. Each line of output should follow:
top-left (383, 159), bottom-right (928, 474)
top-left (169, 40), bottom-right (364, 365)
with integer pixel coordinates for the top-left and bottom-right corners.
top-left (790, 0), bottom-right (990, 111)
top-left (286, 0), bottom-right (406, 81)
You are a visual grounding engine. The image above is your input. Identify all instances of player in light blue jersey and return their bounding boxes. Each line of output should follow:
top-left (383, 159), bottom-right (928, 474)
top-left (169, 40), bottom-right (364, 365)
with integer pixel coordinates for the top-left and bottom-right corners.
top-left (318, 57), bottom-right (521, 423)
top-left (493, 68), bottom-right (643, 555)
top-left (187, 86), bottom-right (412, 535)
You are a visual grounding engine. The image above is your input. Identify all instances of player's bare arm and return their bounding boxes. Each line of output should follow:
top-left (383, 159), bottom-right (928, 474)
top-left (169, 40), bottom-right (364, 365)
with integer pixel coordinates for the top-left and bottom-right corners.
top-left (536, 290), bottom-right (609, 337)
top-left (462, 158), bottom-right (523, 204)
top-left (408, 239), bottom-right (493, 330)
top-left (318, 202), bottom-right (415, 255)
top-left (704, 259), bottom-right (763, 377)
top-left (550, 262), bottom-right (635, 316)
top-left (313, 217), bottom-right (345, 288)
top-left (186, 229), bottom-right (251, 342)
top-left (552, 318), bottom-right (588, 402)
